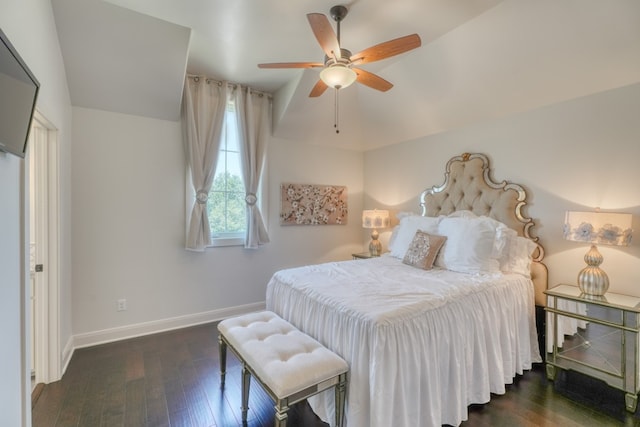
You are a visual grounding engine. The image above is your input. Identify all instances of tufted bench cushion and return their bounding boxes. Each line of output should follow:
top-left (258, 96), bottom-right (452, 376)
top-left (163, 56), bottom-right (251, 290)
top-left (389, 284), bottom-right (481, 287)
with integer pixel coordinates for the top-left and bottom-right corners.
top-left (218, 311), bottom-right (348, 427)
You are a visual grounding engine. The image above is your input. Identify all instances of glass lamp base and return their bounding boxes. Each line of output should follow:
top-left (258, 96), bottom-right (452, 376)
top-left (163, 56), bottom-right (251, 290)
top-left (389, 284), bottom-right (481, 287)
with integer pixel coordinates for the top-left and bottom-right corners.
top-left (368, 229), bottom-right (381, 256)
top-left (578, 266), bottom-right (609, 296)
top-left (578, 244), bottom-right (609, 296)
top-left (369, 240), bottom-right (381, 256)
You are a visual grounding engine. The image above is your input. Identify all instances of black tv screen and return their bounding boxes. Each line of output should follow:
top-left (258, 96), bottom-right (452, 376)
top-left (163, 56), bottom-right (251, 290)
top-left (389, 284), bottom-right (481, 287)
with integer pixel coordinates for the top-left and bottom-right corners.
top-left (0, 27), bottom-right (39, 158)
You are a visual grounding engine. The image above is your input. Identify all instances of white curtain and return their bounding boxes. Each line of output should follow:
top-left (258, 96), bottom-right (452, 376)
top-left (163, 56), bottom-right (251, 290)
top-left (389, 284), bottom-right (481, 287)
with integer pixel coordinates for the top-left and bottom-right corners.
top-left (234, 86), bottom-right (270, 248)
top-left (182, 77), bottom-right (229, 251)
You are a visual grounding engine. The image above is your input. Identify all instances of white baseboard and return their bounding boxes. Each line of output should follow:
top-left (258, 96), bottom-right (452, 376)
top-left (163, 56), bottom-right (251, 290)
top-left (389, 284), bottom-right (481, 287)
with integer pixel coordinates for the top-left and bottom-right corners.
top-left (62, 302), bottom-right (266, 374)
top-left (61, 336), bottom-right (74, 378)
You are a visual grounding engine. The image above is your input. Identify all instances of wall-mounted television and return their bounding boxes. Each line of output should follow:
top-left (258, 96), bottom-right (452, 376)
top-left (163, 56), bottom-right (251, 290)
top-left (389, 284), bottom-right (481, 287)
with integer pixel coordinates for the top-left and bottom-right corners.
top-left (0, 27), bottom-right (40, 158)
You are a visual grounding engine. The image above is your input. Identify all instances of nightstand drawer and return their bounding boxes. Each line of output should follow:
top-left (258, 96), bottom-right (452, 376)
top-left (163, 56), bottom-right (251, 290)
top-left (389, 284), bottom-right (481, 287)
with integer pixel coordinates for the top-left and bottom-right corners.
top-left (546, 284), bottom-right (640, 328)
top-left (547, 298), bottom-right (625, 326)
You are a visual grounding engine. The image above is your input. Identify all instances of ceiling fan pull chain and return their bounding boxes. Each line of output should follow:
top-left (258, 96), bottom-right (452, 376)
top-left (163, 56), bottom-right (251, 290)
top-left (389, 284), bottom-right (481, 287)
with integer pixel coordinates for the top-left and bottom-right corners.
top-left (335, 88), bottom-right (340, 134)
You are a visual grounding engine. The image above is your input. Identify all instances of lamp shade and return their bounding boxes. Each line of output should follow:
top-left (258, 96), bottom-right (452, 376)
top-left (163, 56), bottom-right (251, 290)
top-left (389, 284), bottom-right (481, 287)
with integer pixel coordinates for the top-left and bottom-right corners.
top-left (563, 211), bottom-right (632, 247)
top-left (320, 65), bottom-right (357, 89)
top-left (362, 210), bottom-right (390, 229)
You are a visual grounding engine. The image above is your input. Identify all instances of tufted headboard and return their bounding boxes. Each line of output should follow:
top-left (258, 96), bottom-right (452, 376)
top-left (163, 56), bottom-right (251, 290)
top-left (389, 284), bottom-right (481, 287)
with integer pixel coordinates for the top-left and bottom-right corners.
top-left (419, 153), bottom-right (548, 306)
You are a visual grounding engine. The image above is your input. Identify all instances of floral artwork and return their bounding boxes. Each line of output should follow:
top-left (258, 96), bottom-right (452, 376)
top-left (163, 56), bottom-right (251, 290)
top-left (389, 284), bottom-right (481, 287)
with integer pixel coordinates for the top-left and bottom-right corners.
top-left (280, 183), bottom-right (348, 225)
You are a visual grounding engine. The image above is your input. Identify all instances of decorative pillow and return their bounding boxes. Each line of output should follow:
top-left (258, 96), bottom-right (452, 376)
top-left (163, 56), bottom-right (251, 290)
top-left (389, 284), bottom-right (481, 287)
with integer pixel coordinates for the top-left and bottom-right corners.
top-left (435, 216), bottom-right (502, 273)
top-left (388, 214), bottom-right (442, 259)
top-left (402, 231), bottom-right (447, 270)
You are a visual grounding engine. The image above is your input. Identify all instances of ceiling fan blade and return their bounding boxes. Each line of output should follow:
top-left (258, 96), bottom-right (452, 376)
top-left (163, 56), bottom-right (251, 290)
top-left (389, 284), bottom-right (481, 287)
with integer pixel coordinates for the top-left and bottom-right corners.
top-left (307, 13), bottom-right (341, 59)
top-left (350, 34), bottom-right (421, 65)
top-left (258, 62), bottom-right (324, 69)
top-left (309, 79), bottom-right (328, 97)
top-left (353, 68), bottom-right (393, 92)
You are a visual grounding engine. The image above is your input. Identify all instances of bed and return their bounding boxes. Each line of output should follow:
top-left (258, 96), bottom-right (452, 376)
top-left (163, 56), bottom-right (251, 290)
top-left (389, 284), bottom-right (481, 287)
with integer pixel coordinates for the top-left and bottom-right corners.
top-left (266, 153), bottom-right (548, 427)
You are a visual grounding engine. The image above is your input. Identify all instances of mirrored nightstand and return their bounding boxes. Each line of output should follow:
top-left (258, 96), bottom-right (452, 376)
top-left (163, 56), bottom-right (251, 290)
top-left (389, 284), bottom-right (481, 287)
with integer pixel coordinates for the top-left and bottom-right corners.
top-left (545, 284), bottom-right (640, 412)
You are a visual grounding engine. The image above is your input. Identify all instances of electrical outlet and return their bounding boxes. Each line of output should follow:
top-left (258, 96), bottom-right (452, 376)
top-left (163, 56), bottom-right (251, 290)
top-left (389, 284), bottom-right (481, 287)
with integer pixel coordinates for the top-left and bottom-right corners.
top-left (117, 299), bottom-right (127, 312)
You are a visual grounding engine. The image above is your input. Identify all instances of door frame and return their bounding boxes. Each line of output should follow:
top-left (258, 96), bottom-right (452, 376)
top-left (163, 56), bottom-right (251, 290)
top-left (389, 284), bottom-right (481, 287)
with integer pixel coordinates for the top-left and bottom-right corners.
top-left (30, 110), bottom-right (61, 384)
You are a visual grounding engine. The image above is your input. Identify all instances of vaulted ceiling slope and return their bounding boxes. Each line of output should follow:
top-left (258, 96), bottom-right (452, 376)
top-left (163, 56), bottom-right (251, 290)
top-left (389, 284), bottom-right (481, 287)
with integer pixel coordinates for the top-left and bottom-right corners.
top-left (52, 0), bottom-right (191, 121)
top-left (52, 0), bottom-right (640, 151)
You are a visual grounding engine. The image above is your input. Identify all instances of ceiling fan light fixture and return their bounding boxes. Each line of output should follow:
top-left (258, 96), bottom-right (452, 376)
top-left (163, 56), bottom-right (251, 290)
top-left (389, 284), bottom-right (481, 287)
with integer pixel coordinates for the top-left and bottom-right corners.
top-left (320, 64), bottom-right (357, 89)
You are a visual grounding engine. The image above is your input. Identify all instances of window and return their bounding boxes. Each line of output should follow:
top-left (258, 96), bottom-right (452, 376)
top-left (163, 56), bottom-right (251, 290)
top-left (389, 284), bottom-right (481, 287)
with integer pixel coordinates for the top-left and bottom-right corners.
top-left (207, 102), bottom-right (246, 245)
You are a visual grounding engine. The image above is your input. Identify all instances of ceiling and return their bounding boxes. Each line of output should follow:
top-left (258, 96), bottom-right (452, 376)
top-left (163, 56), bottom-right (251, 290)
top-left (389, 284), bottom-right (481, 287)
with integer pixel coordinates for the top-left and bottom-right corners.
top-left (52, 0), bottom-right (640, 151)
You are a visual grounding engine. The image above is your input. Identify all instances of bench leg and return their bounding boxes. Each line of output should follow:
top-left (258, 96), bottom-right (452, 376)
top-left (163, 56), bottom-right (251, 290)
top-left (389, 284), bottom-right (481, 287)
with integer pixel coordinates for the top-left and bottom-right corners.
top-left (241, 363), bottom-right (251, 423)
top-left (274, 400), bottom-right (289, 427)
top-left (218, 335), bottom-right (227, 388)
top-left (335, 373), bottom-right (347, 427)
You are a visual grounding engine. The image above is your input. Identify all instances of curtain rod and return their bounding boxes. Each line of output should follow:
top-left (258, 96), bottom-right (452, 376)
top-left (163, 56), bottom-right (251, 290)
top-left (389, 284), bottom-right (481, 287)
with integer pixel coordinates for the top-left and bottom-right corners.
top-left (186, 74), bottom-right (272, 99)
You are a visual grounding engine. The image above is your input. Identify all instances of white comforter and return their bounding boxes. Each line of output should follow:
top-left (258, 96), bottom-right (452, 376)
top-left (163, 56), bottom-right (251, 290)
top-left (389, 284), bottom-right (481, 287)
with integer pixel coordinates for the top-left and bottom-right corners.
top-left (265, 255), bottom-right (541, 427)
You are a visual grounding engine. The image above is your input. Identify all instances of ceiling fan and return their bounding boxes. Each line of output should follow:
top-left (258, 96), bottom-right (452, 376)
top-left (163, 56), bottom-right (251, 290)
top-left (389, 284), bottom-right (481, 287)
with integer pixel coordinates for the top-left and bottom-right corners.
top-left (258, 5), bottom-right (422, 98)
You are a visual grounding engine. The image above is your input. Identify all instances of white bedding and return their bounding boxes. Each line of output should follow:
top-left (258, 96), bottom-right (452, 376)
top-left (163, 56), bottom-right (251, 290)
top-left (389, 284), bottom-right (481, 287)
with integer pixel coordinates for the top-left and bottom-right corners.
top-left (265, 255), bottom-right (541, 427)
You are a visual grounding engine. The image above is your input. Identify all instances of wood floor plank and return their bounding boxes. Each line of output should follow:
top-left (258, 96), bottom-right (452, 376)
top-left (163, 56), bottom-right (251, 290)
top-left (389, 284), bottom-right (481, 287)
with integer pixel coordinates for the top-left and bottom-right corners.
top-left (124, 378), bottom-right (146, 427)
top-left (100, 366), bottom-right (126, 427)
top-left (76, 364), bottom-right (108, 427)
top-left (164, 377), bottom-right (193, 427)
top-left (33, 321), bottom-right (640, 427)
top-left (179, 360), bottom-right (217, 427)
top-left (192, 357), bottom-right (240, 427)
top-left (125, 349), bottom-right (145, 382)
top-left (143, 351), bottom-right (171, 427)
top-left (31, 381), bottom-right (65, 426)
top-left (52, 361), bottom-right (93, 427)
top-left (167, 408), bottom-right (194, 427)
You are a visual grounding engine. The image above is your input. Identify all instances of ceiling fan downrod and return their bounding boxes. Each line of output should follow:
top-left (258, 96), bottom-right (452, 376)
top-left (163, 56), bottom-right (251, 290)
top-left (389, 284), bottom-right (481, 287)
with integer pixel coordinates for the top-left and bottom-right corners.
top-left (329, 5), bottom-right (348, 46)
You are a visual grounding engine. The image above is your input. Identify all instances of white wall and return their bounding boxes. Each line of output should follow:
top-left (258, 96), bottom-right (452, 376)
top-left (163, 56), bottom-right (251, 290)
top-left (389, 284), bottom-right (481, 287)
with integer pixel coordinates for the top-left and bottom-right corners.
top-left (0, 154), bottom-right (24, 426)
top-left (70, 106), bottom-right (363, 340)
top-left (364, 82), bottom-right (640, 296)
top-left (0, 0), bottom-right (73, 425)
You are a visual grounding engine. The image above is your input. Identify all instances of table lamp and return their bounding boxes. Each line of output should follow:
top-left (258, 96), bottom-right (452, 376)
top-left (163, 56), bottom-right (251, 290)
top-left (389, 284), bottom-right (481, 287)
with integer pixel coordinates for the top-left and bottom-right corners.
top-left (563, 210), bottom-right (632, 296)
top-left (362, 209), bottom-right (390, 256)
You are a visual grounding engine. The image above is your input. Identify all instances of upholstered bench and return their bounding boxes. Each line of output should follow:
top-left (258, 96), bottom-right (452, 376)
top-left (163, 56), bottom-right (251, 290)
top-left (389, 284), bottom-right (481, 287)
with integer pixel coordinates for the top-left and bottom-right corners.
top-left (217, 311), bottom-right (348, 427)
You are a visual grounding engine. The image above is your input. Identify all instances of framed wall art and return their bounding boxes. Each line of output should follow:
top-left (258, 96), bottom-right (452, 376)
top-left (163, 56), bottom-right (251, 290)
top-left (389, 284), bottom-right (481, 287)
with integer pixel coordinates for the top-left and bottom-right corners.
top-left (280, 183), bottom-right (348, 225)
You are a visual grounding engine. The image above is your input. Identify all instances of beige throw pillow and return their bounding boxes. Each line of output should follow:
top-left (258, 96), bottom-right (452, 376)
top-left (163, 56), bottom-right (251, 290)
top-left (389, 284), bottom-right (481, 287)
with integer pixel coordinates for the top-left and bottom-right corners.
top-left (402, 231), bottom-right (447, 270)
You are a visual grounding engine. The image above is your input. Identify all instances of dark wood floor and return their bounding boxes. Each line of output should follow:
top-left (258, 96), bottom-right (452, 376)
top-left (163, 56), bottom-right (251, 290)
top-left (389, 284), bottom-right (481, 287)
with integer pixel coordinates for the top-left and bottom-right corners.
top-left (32, 322), bottom-right (640, 427)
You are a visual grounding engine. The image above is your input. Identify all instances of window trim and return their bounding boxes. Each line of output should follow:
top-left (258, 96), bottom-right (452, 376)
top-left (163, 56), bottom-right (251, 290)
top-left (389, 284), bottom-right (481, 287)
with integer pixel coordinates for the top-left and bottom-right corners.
top-left (209, 236), bottom-right (244, 248)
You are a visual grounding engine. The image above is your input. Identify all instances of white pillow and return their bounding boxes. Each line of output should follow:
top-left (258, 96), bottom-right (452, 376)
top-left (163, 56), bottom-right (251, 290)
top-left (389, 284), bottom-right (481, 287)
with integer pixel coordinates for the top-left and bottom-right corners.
top-left (428, 212), bottom-right (537, 275)
top-left (445, 211), bottom-right (511, 254)
top-left (388, 214), bottom-right (442, 259)
top-left (498, 230), bottom-right (538, 276)
top-left (435, 216), bottom-right (502, 273)
top-left (387, 225), bottom-right (400, 252)
top-left (446, 210), bottom-right (478, 219)
top-left (482, 216), bottom-right (511, 258)
top-left (388, 212), bottom-right (416, 252)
